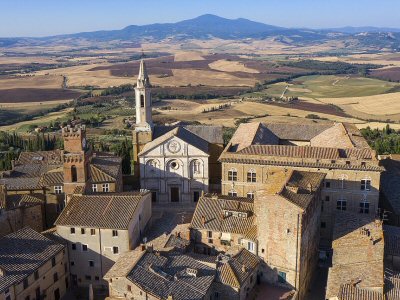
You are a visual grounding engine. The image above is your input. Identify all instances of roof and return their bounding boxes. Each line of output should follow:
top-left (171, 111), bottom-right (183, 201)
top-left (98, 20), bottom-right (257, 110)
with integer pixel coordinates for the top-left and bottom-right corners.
top-left (326, 212), bottom-right (384, 299)
top-left (337, 284), bottom-right (383, 300)
top-left (90, 154), bottom-right (122, 182)
top-left (126, 250), bottom-right (215, 300)
top-left (55, 192), bottom-right (149, 229)
top-left (164, 235), bottom-right (191, 251)
top-left (0, 227), bottom-right (65, 293)
top-left (153, 125), bottom-right (223, 145)
top-left (140, 126), bottom-right (209, 155)
top-left (223, 122), bottom-right (378, 169)
top-left (216, 249), bottom-right (260, 289)
top-left (104, 250), bottom-right (146, 279)
top-left (261, 170), bottom-right (326, 210)
top-left (191, 194), bottom-right (255, 236)
top-left (0, 151), bottom-right (121, 191)
top-left (5, 194), bottom-right (44, 210)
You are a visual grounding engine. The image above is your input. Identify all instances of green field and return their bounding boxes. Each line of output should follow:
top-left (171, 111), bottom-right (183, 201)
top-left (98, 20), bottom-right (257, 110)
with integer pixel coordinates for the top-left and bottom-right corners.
top-left (257, 75), bottom-right (400, 99)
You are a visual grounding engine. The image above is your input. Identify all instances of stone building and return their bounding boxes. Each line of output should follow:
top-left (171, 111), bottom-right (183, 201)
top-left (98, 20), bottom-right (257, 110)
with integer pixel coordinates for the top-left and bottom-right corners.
top-left (54, 191), bottom-right (152, 289)
top-left (255, 170), bottom-right (325, 300)
top-left (0, 227), bottom-right (68, 300)
top-left (326, 212), bottom-right (384, 299)
top-left (0, 191), bottom-right (45, 237)
top-left (0, 125), bottom-right (123, 228)
top-left (190, 194), bottom-right (257, 255)
top-left (190, 170), bottom-right (324, 299)
top-left (104, 246), bottom-right (260, 300)
top-left (131, 59), bottom-right (224, 204)
top-left (219, 122), bottom-right (383, 242)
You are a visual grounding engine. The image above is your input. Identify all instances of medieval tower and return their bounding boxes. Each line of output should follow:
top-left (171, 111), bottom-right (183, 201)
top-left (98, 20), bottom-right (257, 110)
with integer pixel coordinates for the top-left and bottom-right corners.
top-left (132, 59), bottom-right (153, 180)
top-left (62, 125), bottom-right (91, 199)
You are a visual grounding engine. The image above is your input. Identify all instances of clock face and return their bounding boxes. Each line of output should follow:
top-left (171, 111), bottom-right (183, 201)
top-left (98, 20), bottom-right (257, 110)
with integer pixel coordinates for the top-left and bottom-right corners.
top-left (167, 141), bottom-right (181, 153)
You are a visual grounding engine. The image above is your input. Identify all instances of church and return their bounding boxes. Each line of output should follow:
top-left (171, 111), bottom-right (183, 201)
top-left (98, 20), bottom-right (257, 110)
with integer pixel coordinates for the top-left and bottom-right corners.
top-left (132, 59), bottom-right (223, 205)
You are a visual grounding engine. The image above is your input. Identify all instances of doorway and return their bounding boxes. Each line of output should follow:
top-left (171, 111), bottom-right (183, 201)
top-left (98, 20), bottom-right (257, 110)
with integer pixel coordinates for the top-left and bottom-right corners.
top-left (170, 187), bottom-right (180, 202)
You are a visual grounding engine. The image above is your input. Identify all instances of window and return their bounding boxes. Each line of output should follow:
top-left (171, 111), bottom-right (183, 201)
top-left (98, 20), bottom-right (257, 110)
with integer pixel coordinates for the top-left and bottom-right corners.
top-left (71, 165), bottom-right (78, 182)
top-left (339, 174), bottom-right (348, 189)
top-left (23, 278), bottom-right (28, 289)
top-left (325, 181), bottom-right (331, 188)
top-left (89, 260), bottom-right (94, 267)
top-left (247, 170), bottom-right (256, 183)
top-left (337, 199), bottom-right (347, 211)
top-left (325, 196), bottom-right (330, 202)
top-left (54, 186), bottom-right (63, 194)
top-left (70, 228), bottom-right (75, 234)
top-left (85, 275), bottom-right (92, 280)
top-left (247, 192), bottom-right (254, 199)
top-left (140, 95), bottom-right (145, 107)
top-left (193, 191), bottom-right (200, 203)
top-left (228, 169), bottom-right (237, 181)
top-left (192, 160), bottom-right (201, 175)
top-left (346, 161), bottom-right (351, 165)
top-left (90, 229), bottom-right (96, 235)
top-left (113, 247), bottom-right (119, 254)
top-left (247, 241), bottom-right (255, 252)
top-left (321, 222), bottom-right (326, 228)
top-left (360, 202), bottom-right (370, 214)
top-left (361, 162), bottom-right (366, 167)
top-left (25, 297), bottom-right (30, 300)
top-left (82, 244), bottom-right (88, 251)
top-left (92, 184), bottom-right (97, 192)
top-left (112, 230), bottom-right (118, 237)
top-left (34, 270), bottom-right (39, 280)
top-left (81, 228), bottom-right (85, 235)
top-left (71, 243), bottom-right (76, 250)
top-left (228, 190), bottom-right (237, 197)
top-left (6, 296), bottom-right (11, 300)
top-left (52, 257), bottom-right (56, 267)
top-left (207, 231), bottom-right (212, 238)
top-left (53, 272), bottom-right (58, 283)
top-left (278, 271), bottom-right (287, 283)
top-left (95, 276), bottom-right (100, 281)
top-left (102, 183), bottom-right (110, 192)
top-left (361, 179), bottom-right (371, 191)
top-left (71, 261), bottom-right (75, 266)
top-left (127, 285), bottom-right (132, 292)
top-left (151, 191), bottom-right (157, 203)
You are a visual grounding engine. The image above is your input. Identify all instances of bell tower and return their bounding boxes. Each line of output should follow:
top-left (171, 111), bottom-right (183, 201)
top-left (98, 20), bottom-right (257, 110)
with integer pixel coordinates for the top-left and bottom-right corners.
top-left (135, 59), bottom-right (153, 131)
top-left (132, 59), bottom-right (153, 181)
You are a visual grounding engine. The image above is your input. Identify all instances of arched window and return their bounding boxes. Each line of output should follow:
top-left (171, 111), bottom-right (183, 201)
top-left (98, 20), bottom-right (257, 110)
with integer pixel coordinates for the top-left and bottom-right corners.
top-left (71, 165), bottom-right (78, 182)
top-left (228, 169), bottom-right (237, 181)
top-left (191, 160), bottom-right (201, 177)
top-left (247, 169), bottom-right (256, 183)
top-left (140, 95), bottom-right (145, 107)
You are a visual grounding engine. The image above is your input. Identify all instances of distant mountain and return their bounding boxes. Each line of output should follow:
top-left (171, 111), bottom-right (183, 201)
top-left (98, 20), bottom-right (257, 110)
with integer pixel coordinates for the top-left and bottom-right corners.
top-left (323, 26), bottom-right (400, 34)
top-left (1, 14), bottom-right (400, 51)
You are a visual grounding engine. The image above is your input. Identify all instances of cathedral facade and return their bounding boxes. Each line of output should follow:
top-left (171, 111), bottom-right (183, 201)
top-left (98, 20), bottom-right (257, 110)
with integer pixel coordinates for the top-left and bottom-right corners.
top-left (132, 59), bottom-right (223, 205)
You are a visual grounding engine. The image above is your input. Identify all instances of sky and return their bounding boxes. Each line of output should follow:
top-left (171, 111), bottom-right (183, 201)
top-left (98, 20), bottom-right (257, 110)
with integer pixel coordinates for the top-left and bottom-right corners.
top-left (0, 0), bottom-right (399, 37)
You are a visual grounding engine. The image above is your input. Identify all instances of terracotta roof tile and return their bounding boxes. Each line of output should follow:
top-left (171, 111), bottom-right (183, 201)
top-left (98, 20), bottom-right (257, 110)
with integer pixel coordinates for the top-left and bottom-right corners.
top-left (0, 227), bottom-right (65, 293)
top-left (55, 192), bottom-right (149, 229)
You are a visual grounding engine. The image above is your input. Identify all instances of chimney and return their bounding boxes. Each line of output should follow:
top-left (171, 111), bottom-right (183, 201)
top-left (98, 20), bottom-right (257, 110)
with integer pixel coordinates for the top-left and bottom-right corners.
top-left (201, 215), bottom-right (206, 225)
top-left (241, 264), bottom-right (246, 273)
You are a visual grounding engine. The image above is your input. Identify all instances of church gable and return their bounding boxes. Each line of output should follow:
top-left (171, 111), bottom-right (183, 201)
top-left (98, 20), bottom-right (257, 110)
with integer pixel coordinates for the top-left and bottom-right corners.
top-left (139, 127), bottom-right (209, 157)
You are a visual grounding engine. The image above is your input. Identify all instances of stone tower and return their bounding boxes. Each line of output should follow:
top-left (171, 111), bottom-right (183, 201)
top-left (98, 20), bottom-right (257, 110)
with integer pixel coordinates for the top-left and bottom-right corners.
top-left (62, 125), bottom-right (91, 199)
top-left (132, 59), bottom-right (153, 180)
